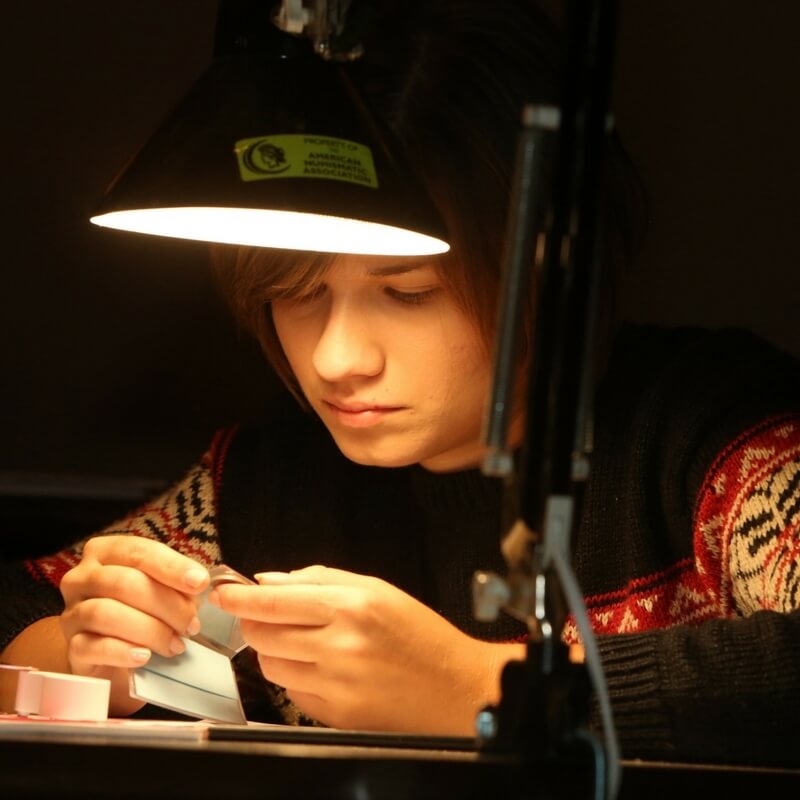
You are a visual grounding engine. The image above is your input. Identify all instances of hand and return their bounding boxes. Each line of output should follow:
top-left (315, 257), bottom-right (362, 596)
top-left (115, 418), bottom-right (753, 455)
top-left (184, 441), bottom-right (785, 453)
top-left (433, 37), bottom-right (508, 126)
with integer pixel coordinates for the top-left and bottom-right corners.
top-left (59, 535), bottom-right (210, 712)
top-left (211, 565), bottom-right (524, 734)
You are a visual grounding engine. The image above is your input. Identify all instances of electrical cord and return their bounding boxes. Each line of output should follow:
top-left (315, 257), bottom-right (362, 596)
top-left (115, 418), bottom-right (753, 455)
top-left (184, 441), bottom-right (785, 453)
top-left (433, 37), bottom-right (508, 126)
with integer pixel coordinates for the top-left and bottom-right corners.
top-left (551, 546), bottom-right (621, 799)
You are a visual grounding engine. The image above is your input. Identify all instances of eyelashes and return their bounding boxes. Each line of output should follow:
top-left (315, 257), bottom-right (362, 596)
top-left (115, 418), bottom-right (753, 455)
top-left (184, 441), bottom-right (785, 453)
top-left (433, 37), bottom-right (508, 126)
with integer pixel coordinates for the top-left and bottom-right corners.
top-left (383, 287), bottom-right (439, 306)
top-left (273, 286), bottom-right (440, 307)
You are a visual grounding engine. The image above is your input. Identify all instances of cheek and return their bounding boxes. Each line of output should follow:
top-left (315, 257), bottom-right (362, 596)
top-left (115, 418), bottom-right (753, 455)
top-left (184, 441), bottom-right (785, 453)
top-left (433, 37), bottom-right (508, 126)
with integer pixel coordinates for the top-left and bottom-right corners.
top-left (449, 334), bottom-right (490, 379)
top-left (273, 307), bottom-right (311, 368)
top-left (430, 337), bottom-right (491, 406)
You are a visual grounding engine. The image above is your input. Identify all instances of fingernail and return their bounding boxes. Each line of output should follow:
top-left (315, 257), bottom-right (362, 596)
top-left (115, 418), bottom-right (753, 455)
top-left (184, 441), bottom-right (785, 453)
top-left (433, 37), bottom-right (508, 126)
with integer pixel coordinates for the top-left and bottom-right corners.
top-left (254, 571), bottom-right (290, 584)
top-left (184, 568), bottom-right (209, 590)
top-left (130, 647), bottom-right (151, 664)
top-left (186, 616), bottom-right (201, 637)
top-left (170, 636), bottom-right (186, 655)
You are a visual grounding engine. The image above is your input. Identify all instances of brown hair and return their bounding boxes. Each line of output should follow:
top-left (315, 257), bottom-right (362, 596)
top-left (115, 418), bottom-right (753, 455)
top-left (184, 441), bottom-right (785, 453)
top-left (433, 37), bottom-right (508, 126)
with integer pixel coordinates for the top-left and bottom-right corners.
top-left (211, 0), bottom-right (645, 401)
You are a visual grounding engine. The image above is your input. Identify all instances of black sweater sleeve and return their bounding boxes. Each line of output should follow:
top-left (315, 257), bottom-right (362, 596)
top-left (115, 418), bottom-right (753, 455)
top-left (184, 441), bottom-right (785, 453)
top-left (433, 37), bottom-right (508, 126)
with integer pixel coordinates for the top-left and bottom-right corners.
top-left (597, 609), bottom-right (800, 765)
top-left (0, 561), bottom-right (65, 653)
top-left (582, 325), bottom-right (800, 766)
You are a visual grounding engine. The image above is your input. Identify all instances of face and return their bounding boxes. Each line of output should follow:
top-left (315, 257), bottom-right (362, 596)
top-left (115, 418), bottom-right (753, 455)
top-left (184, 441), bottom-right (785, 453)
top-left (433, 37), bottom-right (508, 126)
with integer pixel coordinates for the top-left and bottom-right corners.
top-left (271, 255), bottom-right (492, 472)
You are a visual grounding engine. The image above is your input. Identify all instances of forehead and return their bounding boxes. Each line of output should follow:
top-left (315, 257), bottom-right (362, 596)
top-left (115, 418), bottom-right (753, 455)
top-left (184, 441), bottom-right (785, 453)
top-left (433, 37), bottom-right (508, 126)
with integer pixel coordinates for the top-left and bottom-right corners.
top-left (329, 253), bottom-right (437, 279)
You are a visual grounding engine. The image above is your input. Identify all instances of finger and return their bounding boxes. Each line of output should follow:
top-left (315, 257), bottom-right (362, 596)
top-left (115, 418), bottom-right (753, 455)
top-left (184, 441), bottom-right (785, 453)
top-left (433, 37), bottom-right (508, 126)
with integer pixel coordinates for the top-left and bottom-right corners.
top-left (82, 535), bottom-right (210, 594)
top-left (255, 565), bottom-right (371, 587)
top-left (257, 654), bottom-right (320, 694)
top-left (211, 584), bottom-right (336, 625)
top-left (61, 597), bottom-right (188, 658)
top-left (61, 564), bottom-right (202, 637)
top-left (67, 632), bottom-right (156, 671)
top-left (239, 621), bottom-right (320, 662)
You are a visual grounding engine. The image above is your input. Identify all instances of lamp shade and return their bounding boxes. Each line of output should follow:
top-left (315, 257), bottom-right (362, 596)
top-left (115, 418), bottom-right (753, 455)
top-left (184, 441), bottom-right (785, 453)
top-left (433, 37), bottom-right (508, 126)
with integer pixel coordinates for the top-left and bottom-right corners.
top-left (90, 21), bottom-right (449, 256)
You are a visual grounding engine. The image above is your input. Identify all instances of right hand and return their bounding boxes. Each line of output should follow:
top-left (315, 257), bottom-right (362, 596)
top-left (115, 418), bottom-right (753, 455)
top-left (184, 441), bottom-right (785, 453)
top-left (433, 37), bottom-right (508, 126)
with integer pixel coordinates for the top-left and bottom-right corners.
top-left (59, 535), bottom-right (210, 685)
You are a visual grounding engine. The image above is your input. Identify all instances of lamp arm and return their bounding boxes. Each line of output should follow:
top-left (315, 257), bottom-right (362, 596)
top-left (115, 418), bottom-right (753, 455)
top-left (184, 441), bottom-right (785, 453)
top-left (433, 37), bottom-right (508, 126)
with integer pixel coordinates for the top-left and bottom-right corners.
top-left (474, 1), bottom-right (621, 798)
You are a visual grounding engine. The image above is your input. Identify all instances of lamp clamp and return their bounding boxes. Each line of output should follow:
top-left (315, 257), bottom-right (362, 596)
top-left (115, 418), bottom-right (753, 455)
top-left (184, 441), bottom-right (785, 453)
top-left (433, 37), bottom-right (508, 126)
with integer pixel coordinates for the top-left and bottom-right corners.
top-left (273, 0), bottom-right (365, 60)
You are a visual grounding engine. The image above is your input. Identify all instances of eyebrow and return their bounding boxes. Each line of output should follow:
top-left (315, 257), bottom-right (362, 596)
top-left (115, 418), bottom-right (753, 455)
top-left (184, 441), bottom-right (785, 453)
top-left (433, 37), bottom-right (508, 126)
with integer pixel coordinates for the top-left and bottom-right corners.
top-left (365, 263), bottom-right (430, 277)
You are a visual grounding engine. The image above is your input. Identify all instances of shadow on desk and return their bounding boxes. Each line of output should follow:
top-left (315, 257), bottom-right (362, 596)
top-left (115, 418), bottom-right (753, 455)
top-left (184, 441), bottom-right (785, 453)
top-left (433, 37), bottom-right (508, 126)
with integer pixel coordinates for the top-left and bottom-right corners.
top-left (1, 726), bottom-right (798, 800)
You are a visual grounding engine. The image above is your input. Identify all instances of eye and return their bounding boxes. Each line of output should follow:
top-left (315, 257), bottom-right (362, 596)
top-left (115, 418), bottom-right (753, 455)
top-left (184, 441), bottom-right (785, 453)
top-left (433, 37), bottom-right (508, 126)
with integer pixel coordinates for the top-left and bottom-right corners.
top-left (384, 287), bottom-right (439, 306)
top-left (277, 284), bottom-right (327, 305)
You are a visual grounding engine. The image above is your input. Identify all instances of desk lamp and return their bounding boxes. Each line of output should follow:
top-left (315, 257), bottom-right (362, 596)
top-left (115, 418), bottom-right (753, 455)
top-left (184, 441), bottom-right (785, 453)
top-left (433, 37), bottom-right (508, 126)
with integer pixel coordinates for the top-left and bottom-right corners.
top-left (90, 0), bottom-right (449, 256)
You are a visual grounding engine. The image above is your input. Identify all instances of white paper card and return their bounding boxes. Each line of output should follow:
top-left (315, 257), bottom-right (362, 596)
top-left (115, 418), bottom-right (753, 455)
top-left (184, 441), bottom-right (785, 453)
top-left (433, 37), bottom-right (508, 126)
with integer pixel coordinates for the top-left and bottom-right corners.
top-left (130, 638), bottom-right (246, 724)
top-left (193, 595), bottom-right (247, 656)
top-left (191, 564), bottom-right (253, 656)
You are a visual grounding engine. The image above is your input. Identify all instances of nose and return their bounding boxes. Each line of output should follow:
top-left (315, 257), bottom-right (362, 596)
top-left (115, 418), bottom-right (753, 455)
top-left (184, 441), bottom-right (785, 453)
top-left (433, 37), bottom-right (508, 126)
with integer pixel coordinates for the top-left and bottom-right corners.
top-left (311, 299), bottom-right (384, 382)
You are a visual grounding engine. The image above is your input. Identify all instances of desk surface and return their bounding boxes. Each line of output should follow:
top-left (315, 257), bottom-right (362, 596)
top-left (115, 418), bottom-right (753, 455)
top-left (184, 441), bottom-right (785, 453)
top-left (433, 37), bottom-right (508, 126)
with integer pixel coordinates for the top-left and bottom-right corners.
top-left (1, 724), bottom-right (798, 799)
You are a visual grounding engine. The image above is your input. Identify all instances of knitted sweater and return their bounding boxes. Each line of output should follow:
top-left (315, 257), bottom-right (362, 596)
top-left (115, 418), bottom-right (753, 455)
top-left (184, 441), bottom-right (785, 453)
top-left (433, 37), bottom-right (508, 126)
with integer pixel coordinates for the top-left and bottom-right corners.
top-left (2, 324), bottom-right (799, 765)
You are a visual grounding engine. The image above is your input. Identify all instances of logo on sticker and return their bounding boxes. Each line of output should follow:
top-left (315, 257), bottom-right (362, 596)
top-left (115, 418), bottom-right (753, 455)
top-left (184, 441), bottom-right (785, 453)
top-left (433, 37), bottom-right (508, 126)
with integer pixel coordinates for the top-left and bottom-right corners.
top-left (242, 139), bottom-right (290, 175)
top-left (235, 134), bottom-right (378, 188)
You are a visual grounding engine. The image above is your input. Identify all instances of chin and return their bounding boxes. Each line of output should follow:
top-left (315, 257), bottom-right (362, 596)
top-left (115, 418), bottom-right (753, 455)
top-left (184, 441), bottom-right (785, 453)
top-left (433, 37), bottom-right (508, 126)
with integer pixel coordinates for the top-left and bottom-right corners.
top-left (331, 436), bottom-right (423, 469)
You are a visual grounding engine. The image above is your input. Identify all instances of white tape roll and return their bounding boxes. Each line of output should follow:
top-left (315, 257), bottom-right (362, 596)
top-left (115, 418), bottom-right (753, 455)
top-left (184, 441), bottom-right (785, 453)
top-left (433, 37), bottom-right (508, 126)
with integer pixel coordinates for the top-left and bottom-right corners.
top-left (14, 670), bottom-right (44, 715)
top-left (15, 670), bottom-right (111, 721)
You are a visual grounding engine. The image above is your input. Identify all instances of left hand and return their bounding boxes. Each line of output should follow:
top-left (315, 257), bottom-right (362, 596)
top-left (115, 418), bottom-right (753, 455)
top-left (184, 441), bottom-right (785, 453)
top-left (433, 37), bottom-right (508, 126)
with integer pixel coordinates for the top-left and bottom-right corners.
top-left (210, 565), bottom-right (523, 734)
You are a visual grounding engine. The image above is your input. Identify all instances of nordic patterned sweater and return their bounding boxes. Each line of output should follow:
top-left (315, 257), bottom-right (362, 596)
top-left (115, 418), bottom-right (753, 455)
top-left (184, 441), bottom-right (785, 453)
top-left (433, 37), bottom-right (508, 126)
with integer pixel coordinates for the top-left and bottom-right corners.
top-left (2, 324), bottom-right (800, 766)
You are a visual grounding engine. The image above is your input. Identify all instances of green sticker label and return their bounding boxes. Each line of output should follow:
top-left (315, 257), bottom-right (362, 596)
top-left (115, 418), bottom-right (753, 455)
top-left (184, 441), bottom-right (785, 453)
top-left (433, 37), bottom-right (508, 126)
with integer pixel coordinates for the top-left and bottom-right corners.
top-left (235, 134), bottom-right (378, 188)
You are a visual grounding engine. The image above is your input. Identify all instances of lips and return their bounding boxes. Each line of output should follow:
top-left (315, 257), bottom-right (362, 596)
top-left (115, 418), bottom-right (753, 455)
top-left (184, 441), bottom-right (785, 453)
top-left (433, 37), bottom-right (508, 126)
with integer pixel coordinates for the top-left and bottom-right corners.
top-left (322, 400), bottom-right (404, 428)
top-left (325, 400), bottom-right (401, 413)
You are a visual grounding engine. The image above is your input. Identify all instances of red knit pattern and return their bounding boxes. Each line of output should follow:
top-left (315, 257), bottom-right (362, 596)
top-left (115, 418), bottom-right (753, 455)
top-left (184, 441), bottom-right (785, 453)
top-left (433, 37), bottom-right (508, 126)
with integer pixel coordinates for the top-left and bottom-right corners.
top-left (24, 550), bottom-right (81, 590)
top-left (695, 413), bottom-right (800, 614)
top-left (206, 425), bottom-right (239, 502)
top-left (563, 414), bottom-right (800, 644)
top-left (24, 453), bottom-right (226, 591)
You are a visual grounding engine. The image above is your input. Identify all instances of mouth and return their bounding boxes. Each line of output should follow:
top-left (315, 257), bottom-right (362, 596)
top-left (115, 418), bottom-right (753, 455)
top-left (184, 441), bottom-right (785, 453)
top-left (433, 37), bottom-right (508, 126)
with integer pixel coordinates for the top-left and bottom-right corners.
top-left (322, 400), bottom-right (405, 429)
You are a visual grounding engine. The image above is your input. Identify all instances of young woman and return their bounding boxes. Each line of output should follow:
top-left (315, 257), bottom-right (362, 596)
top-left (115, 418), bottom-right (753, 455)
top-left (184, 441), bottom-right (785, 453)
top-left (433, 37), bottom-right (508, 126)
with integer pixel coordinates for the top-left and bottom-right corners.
top-left (2, 0), bottom-right (799, 766)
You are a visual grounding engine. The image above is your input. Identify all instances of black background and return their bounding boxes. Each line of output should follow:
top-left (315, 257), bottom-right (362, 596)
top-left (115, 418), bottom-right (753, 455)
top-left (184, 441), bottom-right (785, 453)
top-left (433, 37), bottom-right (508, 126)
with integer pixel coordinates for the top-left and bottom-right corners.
top-left (1, 1), bottom-right (798, 557)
